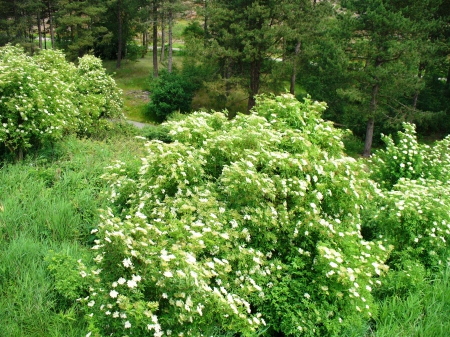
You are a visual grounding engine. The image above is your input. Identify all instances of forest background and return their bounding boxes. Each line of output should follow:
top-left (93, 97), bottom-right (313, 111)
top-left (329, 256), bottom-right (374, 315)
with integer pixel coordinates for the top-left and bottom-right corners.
top-left (1, 0), bottom-right (449, 156)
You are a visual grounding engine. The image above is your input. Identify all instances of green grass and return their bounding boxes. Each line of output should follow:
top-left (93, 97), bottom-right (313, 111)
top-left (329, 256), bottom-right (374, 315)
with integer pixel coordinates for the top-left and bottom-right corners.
top-left (372, 266), bottom-right (450, 337)
top-left (0, 130), bottom-right (145, 336)
top-left (103, 52), bottom-right (184, 123)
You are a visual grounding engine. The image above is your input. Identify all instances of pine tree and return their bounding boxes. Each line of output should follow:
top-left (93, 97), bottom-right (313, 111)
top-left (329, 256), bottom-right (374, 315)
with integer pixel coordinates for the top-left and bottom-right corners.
top-left (338, 0), bottom-right (420, 156)
top-left (208, 0), bottom-right (290, 112)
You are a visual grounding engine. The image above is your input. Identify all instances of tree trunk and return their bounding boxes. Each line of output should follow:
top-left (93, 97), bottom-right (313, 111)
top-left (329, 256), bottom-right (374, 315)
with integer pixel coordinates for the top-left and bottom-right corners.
top-left (160, 13), bottom-right (165, 62)
top-left (43, 17), bottom-right (47, 49)
top-left (48, 1), bottom-right (55, 49)
top-left (142, 30), bottom-right (147, 58)
top-left (168, 6), bottom-right (173, 72)
top-left (446, 64), bottom-right (450, 90)
top-left (203, 0), bottom-right (208, 47)
top-left (290, 41), bottom-right (301, 95)
top-left (152, 0), bottom-right (158, 78)
top-left (116, 0), bottom-right (123, 69)
top-left (412, 62), bottom-right (426, 113)
top-left (37, 12), bottom-right (42, 49)
top-left (363, 83), bottom-right (379, 157)
top-left (247, 60), bottom-right (261, 113)
top-left (225, 59), bottom-right (232, 97)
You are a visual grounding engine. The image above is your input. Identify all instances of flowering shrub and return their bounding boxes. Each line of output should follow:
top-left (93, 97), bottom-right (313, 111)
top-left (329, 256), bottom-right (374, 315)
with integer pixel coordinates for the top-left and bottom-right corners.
top-left (365, 123), bottom-right (450, 296)
top-left (76, 94), bottom-right (390, 336)
top-left (365, 179), bottom-right (450, 268)
top-left (369, 123), bottom-right (450, 188)
top-left (0, 45), bottom-right (122, 159)
top-left (75, 55), bottom-right (123, 136)
top-left (0, 45), bottom-right (78, 158)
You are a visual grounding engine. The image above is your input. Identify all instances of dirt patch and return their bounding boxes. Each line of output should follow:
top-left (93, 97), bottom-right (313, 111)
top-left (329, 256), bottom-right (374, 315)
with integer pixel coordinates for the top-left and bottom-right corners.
top-left (125, 90), bottom-right (150, 102)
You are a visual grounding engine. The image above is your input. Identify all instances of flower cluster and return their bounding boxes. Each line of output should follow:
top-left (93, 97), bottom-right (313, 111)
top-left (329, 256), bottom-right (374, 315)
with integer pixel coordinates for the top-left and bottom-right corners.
top-left (370, 122), bottom-right (450, 188)
top-left (367, 123), bottom-right (450, 274)
top-left (364, 178), bottom-right (450, 269)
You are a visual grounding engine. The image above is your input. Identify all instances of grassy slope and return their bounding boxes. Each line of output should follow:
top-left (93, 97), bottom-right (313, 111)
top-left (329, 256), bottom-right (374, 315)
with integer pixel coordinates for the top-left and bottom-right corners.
top-left (0, 131), bottom-right (145, 336)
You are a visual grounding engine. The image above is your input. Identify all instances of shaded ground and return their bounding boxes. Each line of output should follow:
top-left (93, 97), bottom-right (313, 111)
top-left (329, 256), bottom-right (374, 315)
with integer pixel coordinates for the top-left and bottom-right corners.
top-left (126, 120), bottom-right (150, 129)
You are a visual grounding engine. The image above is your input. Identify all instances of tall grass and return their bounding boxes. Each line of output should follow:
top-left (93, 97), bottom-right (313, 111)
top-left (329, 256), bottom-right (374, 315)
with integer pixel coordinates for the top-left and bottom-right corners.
top-left (372, 265), bottom-right (450, 337)
top-left (0, 131), bottom-right (145, 336)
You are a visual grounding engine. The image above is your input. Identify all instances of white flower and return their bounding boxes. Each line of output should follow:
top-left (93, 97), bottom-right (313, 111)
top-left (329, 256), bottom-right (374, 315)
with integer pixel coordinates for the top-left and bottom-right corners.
top-left (123, 258), bottom-right (133, 268)
top-left (304, 293), bottom-right (310, 299)
top-left (132, 274), bottom-right (142, 282)
top-left (118, 277), bottom-right (126, 285)
top-left (87, 300), bottom-right (95, 307)
top-left (124, 321), bottom-right (131, 329)
top-left (110, 290), bottom-right (119, 298)
top-left (163, 271), bottom-right (173, 278)
top-left (127, 280), bottom-right (137, 288)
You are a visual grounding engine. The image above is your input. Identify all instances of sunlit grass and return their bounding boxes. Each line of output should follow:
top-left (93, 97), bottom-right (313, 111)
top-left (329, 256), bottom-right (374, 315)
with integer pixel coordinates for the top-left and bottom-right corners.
top-left (0, 132), bottom-right (146, 336)
top-left (371, 266), bottom-right (450, 337)
top-left (103, 52), bottom-right (184, 123)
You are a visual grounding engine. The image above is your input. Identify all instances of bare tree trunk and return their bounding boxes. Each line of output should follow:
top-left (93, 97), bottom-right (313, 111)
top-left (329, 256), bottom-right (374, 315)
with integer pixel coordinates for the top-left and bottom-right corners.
top-left (48, 1), bottom-right (55, 49)
top-left (247, 60), bottom-right (261, 113)
top-left (43, 17), bottom-right (47, 49)
top-left (290, 41), bottom-right (301, 95)
top-left (412, 62), bottom-right (426, 113)
top-left (152, 0), bottom-right (159, 78)
top-left (168, 6), bottom-right (173, 72)
top-left (142, 29), bottom-right (148, 58)
top-left (225, 59), bottom-right (232, 97)
top-left (116, 0), bottom-right (123, 69)
top-left (363, 83), bottom-right (379, 157)
top-left (160, 13), bottom-right (165, 62)
top-left (37, 12), bottom-right (42, 49)
top-left (446, 64), bottom-right (450, 90)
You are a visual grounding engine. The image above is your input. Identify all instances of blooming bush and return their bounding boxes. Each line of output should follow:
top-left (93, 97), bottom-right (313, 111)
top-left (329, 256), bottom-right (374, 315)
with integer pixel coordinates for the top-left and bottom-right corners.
top-left (75, 55), bottom-right (123, 136)
top-left (0, 45), bottom-right (78, 158)
top-left (0, 45), bottom-right (122, 159)
top-left (365, 123), bottom-right (450, 296)
top-left (365, 179), bottom-right (450, 268)
top-left (369, 123), bottom-right (450, 189)
top-left (74, 94), bottom-right (390, 336)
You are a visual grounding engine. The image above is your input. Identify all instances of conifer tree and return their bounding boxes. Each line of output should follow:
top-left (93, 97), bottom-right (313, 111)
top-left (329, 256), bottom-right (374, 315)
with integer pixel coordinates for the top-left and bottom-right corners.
top-left (338, 0), bottom-right (419, 156)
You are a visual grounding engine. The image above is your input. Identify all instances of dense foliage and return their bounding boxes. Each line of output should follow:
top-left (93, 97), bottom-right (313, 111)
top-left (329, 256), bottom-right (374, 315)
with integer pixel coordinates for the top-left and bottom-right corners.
top-left (1, 93), bottom-right (448, 336)
top-left (145, 69), bottom-right (200, 121)
top-left (61, 94), bottom-right (392, 336)
top-left (363, 124), bottom-right (450, 297)
top-left (0, 45), bottom-right (122, 160)
top-left (1, 1), bottom-right (449, 150)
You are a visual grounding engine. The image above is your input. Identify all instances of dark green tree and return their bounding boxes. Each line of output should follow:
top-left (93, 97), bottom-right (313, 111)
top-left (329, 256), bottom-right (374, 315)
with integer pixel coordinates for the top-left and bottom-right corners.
top-left (337, 0), bottom-right (420, 156)
top-left (145, 69), bottom-right (199, 121)
top-left (208, 0), bottom-right (291, 112)
top-left (55, 0), bottom-right (108, 60)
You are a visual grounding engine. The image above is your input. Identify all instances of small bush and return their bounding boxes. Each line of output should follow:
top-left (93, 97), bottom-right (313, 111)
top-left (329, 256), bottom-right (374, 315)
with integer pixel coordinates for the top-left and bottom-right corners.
top-left (0, 45), bottom-right (123, 160)
top-left (369, 123), bottom-right (450, 189)
top-left (145, 70), bottom-right (198, 122)
top-left (140, 125), bottom-right (172, 143)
